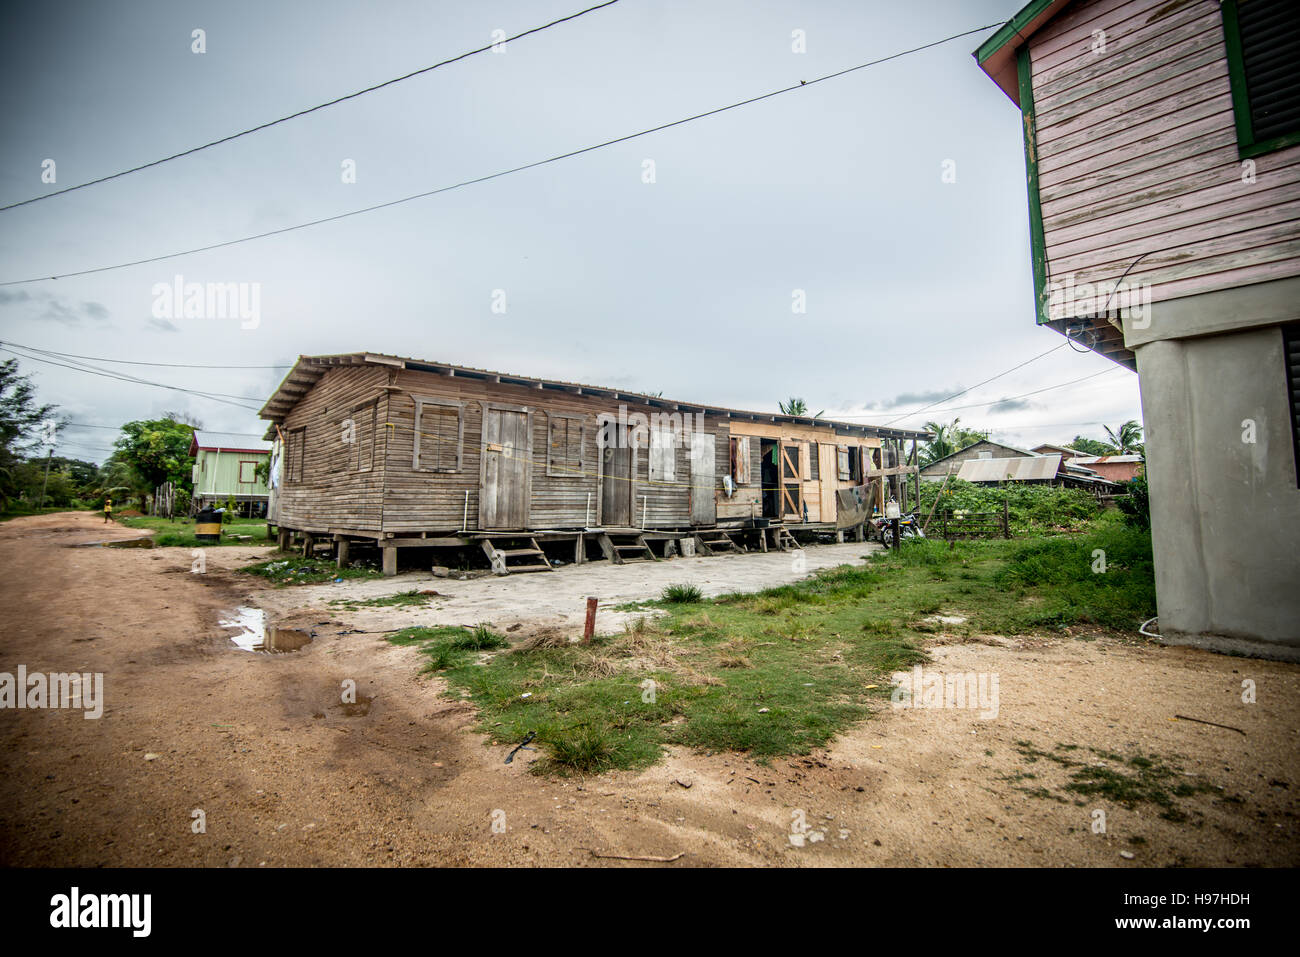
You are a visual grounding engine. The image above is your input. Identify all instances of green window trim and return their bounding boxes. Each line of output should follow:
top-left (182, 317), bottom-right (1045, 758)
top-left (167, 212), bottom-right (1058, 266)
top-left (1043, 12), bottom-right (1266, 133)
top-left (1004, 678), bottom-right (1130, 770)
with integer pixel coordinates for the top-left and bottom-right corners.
top-left (1016, 45), bottom-right (1050, 326)
top-left (1221, 0), bottom-right (1300, 160)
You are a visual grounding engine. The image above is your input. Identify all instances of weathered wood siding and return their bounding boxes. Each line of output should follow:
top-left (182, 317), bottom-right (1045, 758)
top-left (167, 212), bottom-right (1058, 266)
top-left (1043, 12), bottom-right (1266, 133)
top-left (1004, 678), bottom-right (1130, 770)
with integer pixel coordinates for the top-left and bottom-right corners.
top-left (272, 361), bottom-right (899, 534)
top-left (274, 365), bottom-right (390, 533)
top-left (1030, 0), bottom-right (1300, 314)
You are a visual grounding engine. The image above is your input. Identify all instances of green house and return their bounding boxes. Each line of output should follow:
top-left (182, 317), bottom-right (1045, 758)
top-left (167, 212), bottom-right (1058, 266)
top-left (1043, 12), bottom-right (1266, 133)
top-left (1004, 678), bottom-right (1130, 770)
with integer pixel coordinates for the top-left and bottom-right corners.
top-left (189, 430), bottom-right (272, 515)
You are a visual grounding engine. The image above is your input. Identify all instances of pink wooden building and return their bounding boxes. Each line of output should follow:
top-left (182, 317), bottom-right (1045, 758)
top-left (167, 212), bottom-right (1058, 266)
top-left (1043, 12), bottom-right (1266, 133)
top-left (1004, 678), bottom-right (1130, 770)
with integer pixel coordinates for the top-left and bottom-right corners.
top-left (976, 0), bottom-right (1300, 659)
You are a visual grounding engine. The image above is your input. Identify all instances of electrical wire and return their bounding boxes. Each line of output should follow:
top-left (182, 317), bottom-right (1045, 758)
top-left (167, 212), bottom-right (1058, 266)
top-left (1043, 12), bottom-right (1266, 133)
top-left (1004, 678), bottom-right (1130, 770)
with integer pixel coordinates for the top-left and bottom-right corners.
top-left (0, 20), bottom-right (1002, 287)
top-left (832, 366), bottom-right (1121, 421)
top-left (0, 1), bottom-right (622, 212)
top-left (0, 341), bottom-right (291, 369)
top-left (877, 343), bottom-right (1069, 426)
top-left (0, 345), bottom-right (264, 411)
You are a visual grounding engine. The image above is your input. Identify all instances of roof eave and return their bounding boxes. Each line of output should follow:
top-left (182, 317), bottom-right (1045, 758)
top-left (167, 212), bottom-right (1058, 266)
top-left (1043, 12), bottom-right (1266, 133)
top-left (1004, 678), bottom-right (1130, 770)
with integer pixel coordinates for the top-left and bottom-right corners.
top-left (973, 0), bottom-right (1073, 106)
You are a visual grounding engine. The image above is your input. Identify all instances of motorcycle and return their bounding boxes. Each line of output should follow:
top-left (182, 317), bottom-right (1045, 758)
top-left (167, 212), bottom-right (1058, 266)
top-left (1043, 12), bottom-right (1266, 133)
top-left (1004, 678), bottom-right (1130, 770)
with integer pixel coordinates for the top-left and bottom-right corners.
top-left (872, 510), bottom-right (925, 547)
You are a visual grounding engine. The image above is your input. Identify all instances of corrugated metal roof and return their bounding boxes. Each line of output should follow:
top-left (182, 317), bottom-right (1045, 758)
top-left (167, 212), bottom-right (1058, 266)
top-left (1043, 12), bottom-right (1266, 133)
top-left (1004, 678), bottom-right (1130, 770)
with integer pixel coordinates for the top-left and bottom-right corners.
top-left (258, 352), bottom-right (932, 441)
top-left (1067, 455), bottom-right (1143, 464)
top-left (191, 430), bottom-right (272, 453)
top-left (957, 454), bottom-right (1062, 483)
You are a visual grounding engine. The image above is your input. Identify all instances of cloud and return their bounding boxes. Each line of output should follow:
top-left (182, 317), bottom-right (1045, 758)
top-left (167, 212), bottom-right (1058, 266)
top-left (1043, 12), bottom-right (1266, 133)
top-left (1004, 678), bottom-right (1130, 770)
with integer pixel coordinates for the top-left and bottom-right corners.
top-left (889, 388), bottom-right (958, 407)
top-left (988, 397), bottom-right (1033, 414)
top-left (0, 289), bottom-right (110, 326)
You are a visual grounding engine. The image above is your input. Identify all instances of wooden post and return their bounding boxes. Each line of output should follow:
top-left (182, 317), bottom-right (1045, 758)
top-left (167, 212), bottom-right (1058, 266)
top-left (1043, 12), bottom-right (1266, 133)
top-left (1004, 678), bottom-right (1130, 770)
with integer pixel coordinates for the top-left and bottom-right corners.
top-left (302, 533), bottom-right (314, 558)
top-left (336, 538), bottom-right (350, 569)
top-left (941, 510), bottom-right (948, 541)
top-left (1003, 499), bottom-right (1011, 539)
top-left (382, 546), bottom-right (397, 577)
top-left (583, 597), bottom-right (598, 643)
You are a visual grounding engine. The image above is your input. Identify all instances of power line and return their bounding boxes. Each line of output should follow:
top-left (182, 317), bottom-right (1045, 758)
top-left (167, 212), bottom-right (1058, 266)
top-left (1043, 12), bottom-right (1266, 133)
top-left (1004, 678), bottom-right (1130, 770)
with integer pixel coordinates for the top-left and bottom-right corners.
top-left (0, 20), bottom-right (1001, 287)
top-left (878, 343), bottom-right (1069, 426)
top-left (0, 1), bottom-right (622, 213)
top-left (5, 342), bottom-right (268, 402)
top-left (0, 339), bottom-right (292, 370)
top-left (833, 366), bottom-right (1122, 421)
top-left (0, 345), bottom-right (264, 411)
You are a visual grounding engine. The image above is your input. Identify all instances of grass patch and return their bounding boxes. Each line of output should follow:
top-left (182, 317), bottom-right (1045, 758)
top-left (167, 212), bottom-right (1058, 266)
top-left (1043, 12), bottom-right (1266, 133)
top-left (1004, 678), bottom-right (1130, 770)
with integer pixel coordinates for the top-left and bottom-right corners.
top-left (330, 588), bottom-right (441, 609)
top-left (661, 583), bottom-right (704, 604)
top-left (120, 514), bottom-right (273, 548)
top-left (386, 513), bottom-right (1155, 778)
top-left (1011, 741), bottom-right (1217, 820)
top-left (240, 556), bottom-right (382, 585)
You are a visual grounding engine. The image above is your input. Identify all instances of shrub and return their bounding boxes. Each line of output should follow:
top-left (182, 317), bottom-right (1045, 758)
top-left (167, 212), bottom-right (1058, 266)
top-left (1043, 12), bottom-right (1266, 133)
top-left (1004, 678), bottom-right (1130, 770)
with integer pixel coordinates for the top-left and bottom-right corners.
top-left (662, 583), bottom-right (704, 603)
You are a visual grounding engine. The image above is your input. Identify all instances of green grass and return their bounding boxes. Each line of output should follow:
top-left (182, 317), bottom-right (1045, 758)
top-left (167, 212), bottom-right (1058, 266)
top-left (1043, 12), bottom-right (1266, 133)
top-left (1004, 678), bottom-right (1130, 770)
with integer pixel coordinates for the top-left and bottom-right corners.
top-left (240, 555), bottom-right (383, 585)
top-left (386, 513), bottom-right (1156, 777)
top-left (0, 505), bottom-right (78, 522)
top-left (1011, 741), bottom-right (1217, 821)
top-left (330, 588), bottom-right (442, 609)
top-left (661, 583), bottom-right (703, 603)
top-left (119, 514), bottom-right (273, 548)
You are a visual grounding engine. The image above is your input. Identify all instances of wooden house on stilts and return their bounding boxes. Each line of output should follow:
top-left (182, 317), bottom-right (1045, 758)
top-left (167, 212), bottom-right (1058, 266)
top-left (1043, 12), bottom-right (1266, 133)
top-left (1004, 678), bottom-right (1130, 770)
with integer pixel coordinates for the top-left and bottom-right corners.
top-left (259, 353), bottom-right (929, 575)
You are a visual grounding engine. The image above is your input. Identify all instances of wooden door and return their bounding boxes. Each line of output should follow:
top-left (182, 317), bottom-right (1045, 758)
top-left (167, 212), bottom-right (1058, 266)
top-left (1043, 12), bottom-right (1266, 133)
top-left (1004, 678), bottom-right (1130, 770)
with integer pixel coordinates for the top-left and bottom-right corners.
top-left (690, 433), bottom-right (716, 526)
top-left (601, 439), bottom-right (633, 527)
top-left (818, 443), bottom-right (837, 522)
top-left (780, 443), bottom-right (803, 520)
top-left (480, 408), bottom-right (530, 529)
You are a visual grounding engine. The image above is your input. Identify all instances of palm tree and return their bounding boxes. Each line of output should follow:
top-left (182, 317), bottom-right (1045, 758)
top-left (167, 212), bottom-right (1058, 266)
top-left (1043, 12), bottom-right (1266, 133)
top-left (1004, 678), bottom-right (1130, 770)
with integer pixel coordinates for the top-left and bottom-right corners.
top-left (779, 397), bottom-right (823, 418)
top-left (921, 420), bottom-right (958, 466)
top-left (1103, 420), bottom-right (1144, 454)
top-left (921, 417), bottom-right (988, 466)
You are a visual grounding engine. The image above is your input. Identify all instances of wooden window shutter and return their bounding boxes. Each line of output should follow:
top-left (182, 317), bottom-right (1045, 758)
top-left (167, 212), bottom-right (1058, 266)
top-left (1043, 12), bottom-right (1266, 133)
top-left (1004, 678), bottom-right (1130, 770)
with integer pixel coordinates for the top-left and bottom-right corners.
top-left (734, 436), bottom-right (750, 485)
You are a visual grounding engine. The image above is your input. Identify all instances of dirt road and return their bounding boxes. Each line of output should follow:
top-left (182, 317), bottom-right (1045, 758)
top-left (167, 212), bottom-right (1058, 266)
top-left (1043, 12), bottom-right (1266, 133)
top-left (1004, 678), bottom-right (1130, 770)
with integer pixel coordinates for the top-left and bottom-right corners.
top-left (1, 512), bottom-right (1296, 867)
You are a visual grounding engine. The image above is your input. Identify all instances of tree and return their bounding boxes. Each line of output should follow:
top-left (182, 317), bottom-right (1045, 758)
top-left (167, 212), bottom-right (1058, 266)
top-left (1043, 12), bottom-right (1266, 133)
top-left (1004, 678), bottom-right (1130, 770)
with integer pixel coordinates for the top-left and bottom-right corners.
top-left (779, 397), bottom-right (824, 418)
top-left (114, 418), bottom-right (197, 491)
top-left (920, 417), bottom-right (989, 467)
top-left (1103, 420), bottom-right (1144, 455)
top-left (1068, 435), bottom-right (1111, 456)
top-left (0, 359), bottom-right (61, 510)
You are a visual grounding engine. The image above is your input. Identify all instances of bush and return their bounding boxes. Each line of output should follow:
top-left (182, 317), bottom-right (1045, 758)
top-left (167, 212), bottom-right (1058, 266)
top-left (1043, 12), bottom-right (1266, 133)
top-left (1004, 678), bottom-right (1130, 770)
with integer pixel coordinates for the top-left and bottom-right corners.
top-left (918, 479), bottom-right (1101, 532)
top-left (662, 583), bottom-right (704, 603)
top-left (1116, 468), bottom-right (1150, 530)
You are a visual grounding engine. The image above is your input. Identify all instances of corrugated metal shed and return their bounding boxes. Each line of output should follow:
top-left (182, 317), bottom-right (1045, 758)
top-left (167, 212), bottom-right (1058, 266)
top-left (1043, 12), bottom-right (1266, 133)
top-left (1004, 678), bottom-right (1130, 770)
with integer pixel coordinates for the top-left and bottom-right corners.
top-left (957, 454), bottom-right (1062, 483)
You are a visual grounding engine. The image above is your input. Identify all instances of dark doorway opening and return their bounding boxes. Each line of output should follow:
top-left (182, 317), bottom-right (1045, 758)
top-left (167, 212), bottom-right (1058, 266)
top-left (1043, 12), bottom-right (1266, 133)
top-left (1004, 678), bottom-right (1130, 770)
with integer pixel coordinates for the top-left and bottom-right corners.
top-left (760, 438), bottom-right (779, 519)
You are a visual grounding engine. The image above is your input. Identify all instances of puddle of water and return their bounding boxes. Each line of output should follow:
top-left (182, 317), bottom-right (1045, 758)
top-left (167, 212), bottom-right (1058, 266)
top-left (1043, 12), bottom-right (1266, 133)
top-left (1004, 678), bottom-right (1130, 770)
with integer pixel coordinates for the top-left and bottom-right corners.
top-left (105, 537), bottom-right (155, 549)
top-left (219, 606), bottom-right (313, 654)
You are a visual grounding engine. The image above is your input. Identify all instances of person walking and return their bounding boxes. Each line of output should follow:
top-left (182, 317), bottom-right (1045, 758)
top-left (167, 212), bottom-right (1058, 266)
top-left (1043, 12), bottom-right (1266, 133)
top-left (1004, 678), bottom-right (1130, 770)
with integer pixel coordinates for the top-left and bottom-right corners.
top-left (103, 497), bottom-right (112, 524)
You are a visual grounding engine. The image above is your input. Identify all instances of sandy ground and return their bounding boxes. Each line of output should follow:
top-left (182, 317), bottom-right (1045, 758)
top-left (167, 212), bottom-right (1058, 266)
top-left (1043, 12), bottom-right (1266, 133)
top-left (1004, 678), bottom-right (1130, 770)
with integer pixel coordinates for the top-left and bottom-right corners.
top-left (0, 511), bottom-right (1296, 867)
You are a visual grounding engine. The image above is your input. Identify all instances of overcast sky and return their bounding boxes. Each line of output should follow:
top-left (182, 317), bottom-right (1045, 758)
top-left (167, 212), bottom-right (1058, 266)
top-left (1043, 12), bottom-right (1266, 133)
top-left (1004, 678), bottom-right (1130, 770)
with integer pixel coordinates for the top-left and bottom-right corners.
top-left (0, 0), bottom-right (1143, 464)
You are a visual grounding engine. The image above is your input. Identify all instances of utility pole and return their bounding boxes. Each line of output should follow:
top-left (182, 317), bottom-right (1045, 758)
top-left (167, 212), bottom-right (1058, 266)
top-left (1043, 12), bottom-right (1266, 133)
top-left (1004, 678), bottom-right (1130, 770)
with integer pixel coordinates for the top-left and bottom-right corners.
top-left (38, 446), bottom-right (53, 510)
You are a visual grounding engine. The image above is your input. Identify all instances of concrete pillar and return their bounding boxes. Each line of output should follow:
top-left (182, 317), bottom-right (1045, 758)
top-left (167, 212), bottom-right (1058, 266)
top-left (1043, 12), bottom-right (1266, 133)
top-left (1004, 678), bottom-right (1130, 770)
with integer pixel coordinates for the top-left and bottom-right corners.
top-left (302, 533), bottom-right (313, 558)
top-left (336, 538), bottom-right (350, 569)
top-left (1137, 329), bottom-right (1300, 660)
top-left (382, 546), bottom-right (397, 577)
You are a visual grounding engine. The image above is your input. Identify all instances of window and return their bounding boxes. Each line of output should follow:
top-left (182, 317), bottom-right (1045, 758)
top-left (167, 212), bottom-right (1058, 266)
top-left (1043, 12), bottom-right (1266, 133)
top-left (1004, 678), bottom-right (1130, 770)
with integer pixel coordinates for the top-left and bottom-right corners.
top-left (1222, 0), bottom-right (1300, 158)
top-left (351, 400), bottom-right (378, 472)
top-left (729, 435), bottom-right (751, 485)
top-left (413, 397), bottom-right (463, 472)
top-left (238, 460), bottom-right (258, 484)
top-left (286, 428), bottom-right (305, 483)
top-left (546, 413), bottom-right (586, 477)
top-left (649, 427), bottom-right (676, 483)
top-left (1283, 323), bottom-right (1300, 488)
top-left (837, 446), bottom-right (851, 481)
top-left (808, 444), bottom-right (820, 481)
